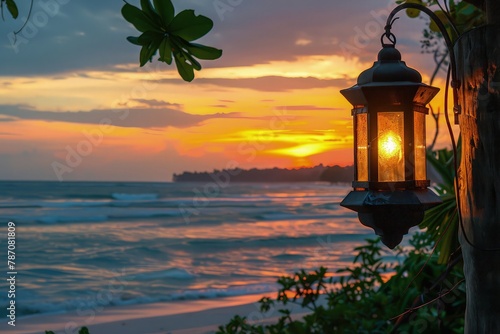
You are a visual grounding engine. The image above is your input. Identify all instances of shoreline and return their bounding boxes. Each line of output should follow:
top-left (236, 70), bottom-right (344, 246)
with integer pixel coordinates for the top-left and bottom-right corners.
top-left (1, 293), bottom-right (309, 334)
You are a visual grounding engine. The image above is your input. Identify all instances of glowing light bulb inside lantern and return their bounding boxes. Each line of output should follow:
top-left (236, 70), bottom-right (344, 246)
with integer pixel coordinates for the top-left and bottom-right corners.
top-left (378, 131), bottom-right (404, 182)
top-left (379, 132), bottom-right (401, 159)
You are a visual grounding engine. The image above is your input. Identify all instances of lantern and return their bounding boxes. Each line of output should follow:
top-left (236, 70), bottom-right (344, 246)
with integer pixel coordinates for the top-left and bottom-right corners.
top-left (340, 41), bottom-right (442, 249)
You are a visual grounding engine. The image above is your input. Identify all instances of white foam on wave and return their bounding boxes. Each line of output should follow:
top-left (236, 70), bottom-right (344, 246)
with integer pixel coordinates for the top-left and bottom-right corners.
top-left (165, 283), bottom-right (277, 301)
top-left (110, 283), bottom-right (278, 308)
top-left (15, 282), bottom-right (278, 317)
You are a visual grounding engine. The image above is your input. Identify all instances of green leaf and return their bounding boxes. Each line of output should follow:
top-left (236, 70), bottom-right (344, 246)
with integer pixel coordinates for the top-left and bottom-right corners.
top-left (79, 327), bottom-right (90, 334)
top-left (183, 43), bottom-right (222, 60)
top-left (137, 31), bottom-right (163, 45)
top-left (184, 52), bottom-right (202, 71)
top-left (168, 10), bottom-right (213, 41)
top-left (427, 149), bottom-right (454, 188)
top-left (140, 45), bottom-right (150, 66)
top-left (6, 0), bottom-right (18, 19)
top-left (153, 0), bottom-right (175, 26)
top-left (170, 38), bottom-right (201, 70)
top-left (159, 38), bottom-right (173, 64)
top-left (139, 37), bottom-right (162, 67)
top-left (404, 0), bottom-right (422, 18)
top-left (429, 10), bottom-right (448, 33)
top-left (126, 36), bottom-right (142, 46)
top-left (141, 0), bottom-right (163, 26)
top-left (456, 2), bottom-right (476, 16)
top-left (176, 46), bottom-right (201, 71)
top-left (406, 8), bottom-right (420, 18)
top-left (122, 3), bottom-right (161, 33)
top-left (174, 52), bottom-right (195, 82)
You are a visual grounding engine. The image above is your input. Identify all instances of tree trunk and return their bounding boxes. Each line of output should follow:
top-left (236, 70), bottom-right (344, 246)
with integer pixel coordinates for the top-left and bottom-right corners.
top-left (455, 25), bottom-right (500, 333)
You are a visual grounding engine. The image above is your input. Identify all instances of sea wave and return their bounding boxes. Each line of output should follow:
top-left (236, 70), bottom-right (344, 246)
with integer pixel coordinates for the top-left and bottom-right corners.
top-left (4, 181), bottom-right (363, 321)
top-left (256, 212), bottom-right (354, 221)
top-left (34, 210), bottom-right (182, 224)
top-left (185, 233), bottom-right (370, 249)
top-left (126, 268), bottom-right (197, 280)
top-left (108, 210), bottom-right (181, 219)
top-left (36, 215), bottom-right (109, 224)
top-left (40, 200), bottom-right (111, 208)
top-left (14, 283), bottom-right (278, 318)
top-left (111, 193), bottom-right (159, 201)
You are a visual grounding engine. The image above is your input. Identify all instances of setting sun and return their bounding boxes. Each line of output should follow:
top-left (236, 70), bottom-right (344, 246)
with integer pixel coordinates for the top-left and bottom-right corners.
top-left (269, 142), bottom-right (334, 157)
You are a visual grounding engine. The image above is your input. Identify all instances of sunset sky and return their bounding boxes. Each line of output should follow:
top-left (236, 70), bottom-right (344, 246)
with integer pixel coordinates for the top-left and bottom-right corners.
top-left (0, 0), bottom-right (455, 181)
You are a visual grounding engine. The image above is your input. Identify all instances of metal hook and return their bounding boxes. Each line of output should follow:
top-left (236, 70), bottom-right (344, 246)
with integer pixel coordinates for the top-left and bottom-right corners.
top-left (380, 32), bottom-right (397, 47)
top-left (381, 17), bottom-right (399, 47)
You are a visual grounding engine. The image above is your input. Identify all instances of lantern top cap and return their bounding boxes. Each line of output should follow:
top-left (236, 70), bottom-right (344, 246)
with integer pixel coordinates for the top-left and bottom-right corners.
top-left (357, 45), bottom-right (422, 86)
top-left (378, 45), bottom-right (401, 61)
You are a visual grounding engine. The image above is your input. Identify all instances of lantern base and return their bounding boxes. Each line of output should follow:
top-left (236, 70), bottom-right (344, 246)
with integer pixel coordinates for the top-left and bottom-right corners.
top-left (340, 188), bottom-right (442, 249)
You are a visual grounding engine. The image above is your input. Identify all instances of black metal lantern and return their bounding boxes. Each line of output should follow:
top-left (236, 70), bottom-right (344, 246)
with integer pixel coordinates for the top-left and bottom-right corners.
top-left (340, 37), bottom-right (442, 249)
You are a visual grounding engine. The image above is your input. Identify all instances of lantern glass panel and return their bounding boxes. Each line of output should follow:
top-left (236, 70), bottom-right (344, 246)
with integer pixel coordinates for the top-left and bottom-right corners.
top-left (377, 112), bottom-right (404, 182)
top-left (414, 111), bottom-right (426, 180)
top-left (356, 113), bottom-right (368, 181)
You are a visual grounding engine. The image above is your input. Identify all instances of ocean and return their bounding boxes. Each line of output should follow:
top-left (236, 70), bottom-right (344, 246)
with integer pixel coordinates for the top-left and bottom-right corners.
top-left (0, 181), bottom-right (372, 319)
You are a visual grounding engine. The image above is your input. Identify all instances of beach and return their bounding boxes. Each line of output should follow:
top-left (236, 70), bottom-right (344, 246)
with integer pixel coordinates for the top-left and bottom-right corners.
top-left (4, 290), bottom-right (321, 334)
top-left (3, 293), bottom-right (312, 334)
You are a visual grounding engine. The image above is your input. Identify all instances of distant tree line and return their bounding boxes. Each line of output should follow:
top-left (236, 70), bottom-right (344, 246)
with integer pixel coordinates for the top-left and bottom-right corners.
top-left (173, 164), bottom-right (354, 183)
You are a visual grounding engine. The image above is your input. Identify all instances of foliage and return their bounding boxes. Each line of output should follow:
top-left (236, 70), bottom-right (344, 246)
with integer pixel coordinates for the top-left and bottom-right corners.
top-left (391, 2), bottom-right (483, 151)
top-left (121, 0), bottom-right (222, 81)
top-left (217, 233), bottom-right (465, 333)
top-left (420, 147), bottom-right (459, 264)
top-left (396, 0), bottom-right (484, 54)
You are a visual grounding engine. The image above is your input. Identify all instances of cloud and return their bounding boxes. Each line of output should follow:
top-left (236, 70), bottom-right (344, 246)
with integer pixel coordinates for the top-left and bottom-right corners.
top-left (159, 76), bottom-right (349, 92)
top-left (130, 99), bottom-right (183, 109)
top-left (0, 104), bottom-right (241, 129)
top-left (1, 1), bottom-right (135, 75)
top-left (0, 0), bottom-right (424, 76)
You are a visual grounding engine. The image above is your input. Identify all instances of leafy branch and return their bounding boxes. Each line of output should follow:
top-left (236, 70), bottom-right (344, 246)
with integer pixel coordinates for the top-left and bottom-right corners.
top-left (217, 232), bottom-right (465, 333)
top-left (122, 0), bottom-right (222, 82)
top-left (396, 1), bottom-right (484, 152)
